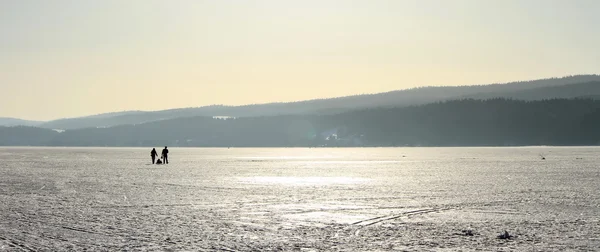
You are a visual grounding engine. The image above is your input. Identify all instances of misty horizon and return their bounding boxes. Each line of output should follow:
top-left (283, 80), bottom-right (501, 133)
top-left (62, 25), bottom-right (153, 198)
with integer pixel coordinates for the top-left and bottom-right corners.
top-left (3, 74), bottom-right (599, 122)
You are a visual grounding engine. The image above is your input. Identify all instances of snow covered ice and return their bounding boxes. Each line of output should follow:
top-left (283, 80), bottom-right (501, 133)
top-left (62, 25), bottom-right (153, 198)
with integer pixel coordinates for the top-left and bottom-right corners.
top-left (0, 147), bottom-right (599, 251)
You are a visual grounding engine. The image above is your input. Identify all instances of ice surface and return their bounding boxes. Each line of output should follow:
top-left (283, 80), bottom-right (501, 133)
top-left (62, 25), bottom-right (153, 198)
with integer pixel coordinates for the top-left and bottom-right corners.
top-left (0, 147), bottom-right (599, 251)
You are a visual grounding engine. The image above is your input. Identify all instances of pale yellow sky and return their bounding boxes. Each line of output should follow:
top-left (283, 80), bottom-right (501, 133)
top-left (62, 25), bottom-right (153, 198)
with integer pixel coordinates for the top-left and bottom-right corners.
top-left (1, 0), bottom-right (599, 120)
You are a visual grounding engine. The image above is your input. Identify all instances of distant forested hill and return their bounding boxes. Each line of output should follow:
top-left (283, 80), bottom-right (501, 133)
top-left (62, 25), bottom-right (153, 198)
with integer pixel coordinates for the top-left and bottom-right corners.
top-left (37, 75), bottom-right (600, 130)
top-left (0, 118), bottom-right (42, 127)
top-left (462, 81), bottom-right (600, 100)
top-left (0, 126), bottom-right (57, 146)
top-left (3, 98), bottom-right (600, 147)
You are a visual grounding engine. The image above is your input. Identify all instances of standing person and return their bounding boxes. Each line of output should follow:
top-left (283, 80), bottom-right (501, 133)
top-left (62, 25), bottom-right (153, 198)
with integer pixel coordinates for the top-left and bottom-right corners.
top-left (162, 146), bottom-right (169, 164)
top-left (150, 148), bottom-right (158, 164)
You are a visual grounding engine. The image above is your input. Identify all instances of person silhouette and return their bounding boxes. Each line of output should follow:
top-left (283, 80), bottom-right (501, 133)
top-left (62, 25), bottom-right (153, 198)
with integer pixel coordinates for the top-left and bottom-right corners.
top-left (161, 146), bottom-right (169, 164)
top-left (150, 148), bottom-right (158, 164)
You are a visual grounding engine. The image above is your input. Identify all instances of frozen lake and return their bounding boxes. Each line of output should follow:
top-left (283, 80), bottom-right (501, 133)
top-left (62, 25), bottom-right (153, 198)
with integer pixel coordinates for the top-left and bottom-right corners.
top-left (0, 147), bottom-right (599, 251)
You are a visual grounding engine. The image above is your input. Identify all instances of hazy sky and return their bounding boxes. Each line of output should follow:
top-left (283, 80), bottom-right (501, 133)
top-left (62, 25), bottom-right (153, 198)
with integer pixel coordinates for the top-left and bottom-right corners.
top-left (2, 0), bottom-right (599, 120)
